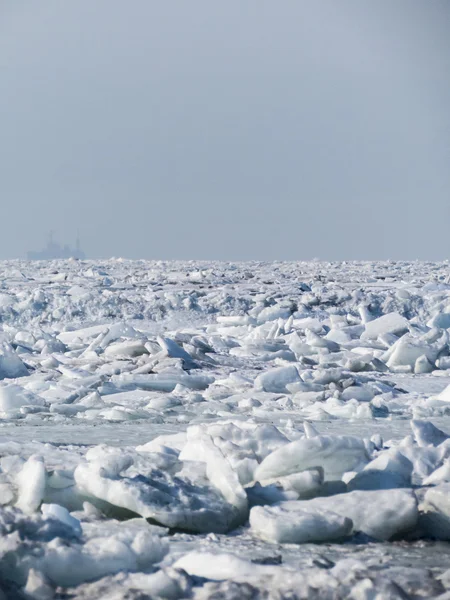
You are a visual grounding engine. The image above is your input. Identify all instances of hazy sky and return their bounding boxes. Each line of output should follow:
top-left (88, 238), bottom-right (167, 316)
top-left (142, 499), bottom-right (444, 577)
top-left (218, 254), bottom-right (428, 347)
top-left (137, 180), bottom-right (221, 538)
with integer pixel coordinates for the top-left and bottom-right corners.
top-left (1, 1), bottom-right (449, 260)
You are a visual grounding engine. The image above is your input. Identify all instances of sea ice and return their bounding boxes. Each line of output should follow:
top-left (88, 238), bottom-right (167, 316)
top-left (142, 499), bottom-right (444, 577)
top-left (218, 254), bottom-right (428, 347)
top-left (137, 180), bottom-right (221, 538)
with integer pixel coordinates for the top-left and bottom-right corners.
top-left (254, 435), bottom-right (370, 481)
top-left (265, 488), bottom-right (418, 541)
top-left (250, 503), bottom-right (352, 543)
top-left (1, 259), bottom-right (450, 597)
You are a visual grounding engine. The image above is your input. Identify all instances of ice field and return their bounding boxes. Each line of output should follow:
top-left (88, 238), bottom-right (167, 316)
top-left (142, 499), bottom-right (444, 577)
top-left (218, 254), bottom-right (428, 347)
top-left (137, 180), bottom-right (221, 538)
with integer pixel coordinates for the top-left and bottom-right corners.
top-left (2, 259), bottom-right (450, 598)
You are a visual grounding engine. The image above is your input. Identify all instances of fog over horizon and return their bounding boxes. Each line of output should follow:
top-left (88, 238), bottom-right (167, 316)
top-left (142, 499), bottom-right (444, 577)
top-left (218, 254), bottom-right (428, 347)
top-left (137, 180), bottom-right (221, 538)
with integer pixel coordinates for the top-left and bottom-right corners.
top-left (1, 1), bottom-right (449, 261)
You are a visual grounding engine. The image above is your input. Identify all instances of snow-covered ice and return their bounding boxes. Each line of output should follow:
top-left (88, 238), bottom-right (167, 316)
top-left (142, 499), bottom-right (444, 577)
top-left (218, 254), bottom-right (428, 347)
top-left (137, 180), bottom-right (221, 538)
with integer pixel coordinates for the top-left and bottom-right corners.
top-left (1, 259), bottom-right (450, 598)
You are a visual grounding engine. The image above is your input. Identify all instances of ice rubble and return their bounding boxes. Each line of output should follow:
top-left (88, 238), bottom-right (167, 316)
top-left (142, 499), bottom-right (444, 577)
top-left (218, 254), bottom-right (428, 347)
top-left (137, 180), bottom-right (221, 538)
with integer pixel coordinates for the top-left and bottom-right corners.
top-left (2, 417), bottom-right (450, 597)
top-left (2, 259), bottom-right (450, 597)
top-left (74, 438), bottom-right (248, 533)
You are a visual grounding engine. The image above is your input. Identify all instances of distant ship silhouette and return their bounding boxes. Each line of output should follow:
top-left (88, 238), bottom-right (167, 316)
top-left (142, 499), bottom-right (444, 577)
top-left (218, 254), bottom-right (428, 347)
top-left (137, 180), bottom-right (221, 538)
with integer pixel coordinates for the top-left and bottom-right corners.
top-left (27, 231), bottom-right (86, 260)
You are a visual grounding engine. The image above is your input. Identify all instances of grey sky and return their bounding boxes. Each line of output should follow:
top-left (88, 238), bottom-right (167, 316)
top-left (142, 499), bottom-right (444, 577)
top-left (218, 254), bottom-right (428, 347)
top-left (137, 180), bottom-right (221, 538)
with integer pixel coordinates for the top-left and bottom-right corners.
top-left (1, 1), bottom-right (449, 260)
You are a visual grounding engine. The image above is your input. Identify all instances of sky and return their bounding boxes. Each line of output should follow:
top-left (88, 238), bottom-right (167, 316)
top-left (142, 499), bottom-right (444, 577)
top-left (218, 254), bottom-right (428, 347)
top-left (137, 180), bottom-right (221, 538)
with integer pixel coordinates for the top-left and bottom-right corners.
top-left (1, 0), bottom-right (449, 261)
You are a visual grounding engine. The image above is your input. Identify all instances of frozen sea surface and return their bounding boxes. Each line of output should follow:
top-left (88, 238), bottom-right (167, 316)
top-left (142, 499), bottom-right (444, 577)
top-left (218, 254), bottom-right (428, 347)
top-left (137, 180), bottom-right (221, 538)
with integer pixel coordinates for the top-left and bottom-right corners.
top-left (1, 259), bottom-right (450, 598)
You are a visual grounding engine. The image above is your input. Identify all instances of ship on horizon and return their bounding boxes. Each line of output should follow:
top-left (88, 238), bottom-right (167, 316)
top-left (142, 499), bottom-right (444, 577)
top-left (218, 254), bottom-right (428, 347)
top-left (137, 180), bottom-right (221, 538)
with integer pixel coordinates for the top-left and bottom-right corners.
top-left (27, 232), bottom-right (86, 260)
